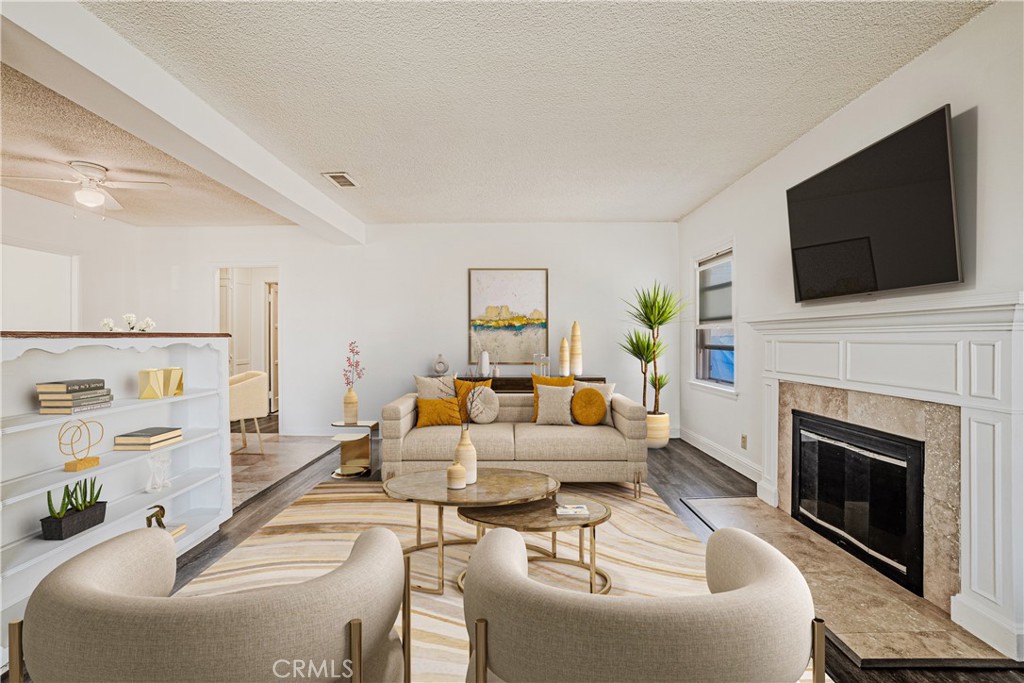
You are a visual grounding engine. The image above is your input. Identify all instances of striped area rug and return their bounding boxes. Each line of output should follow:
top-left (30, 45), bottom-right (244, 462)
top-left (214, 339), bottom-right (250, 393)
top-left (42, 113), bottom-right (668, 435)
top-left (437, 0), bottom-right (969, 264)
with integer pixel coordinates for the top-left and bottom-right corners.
top-left (180, 480), bottom-right (827, 682)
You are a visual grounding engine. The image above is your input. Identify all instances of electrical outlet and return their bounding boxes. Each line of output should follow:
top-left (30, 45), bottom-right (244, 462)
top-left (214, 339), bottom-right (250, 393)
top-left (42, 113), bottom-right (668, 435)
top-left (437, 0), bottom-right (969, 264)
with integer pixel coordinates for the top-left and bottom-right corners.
top-left (741, 434), bottom-right (748, 449)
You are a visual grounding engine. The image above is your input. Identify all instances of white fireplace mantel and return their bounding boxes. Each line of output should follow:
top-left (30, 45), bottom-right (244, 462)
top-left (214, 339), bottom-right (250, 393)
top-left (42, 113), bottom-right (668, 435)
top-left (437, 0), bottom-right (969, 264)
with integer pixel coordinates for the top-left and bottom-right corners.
top-left (747, 290), bottom-right (1023, 660)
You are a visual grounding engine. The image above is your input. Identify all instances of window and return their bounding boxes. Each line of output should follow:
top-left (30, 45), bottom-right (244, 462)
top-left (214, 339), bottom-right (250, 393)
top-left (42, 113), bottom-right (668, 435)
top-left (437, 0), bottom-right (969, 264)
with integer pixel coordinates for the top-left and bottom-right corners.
top-left (696, 250), bottom-right (734, 386)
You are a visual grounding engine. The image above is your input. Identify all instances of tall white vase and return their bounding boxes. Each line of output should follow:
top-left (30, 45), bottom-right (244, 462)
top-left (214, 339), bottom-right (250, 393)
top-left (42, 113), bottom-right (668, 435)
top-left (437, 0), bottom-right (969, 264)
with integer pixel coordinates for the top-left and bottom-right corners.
top-left (559, 337), bottom-right (570, 376)
top-left (570, 321), bottom-right (583, 375)
top-left (479, 350), bottom-right (490, 377)
top-left (455, 429), bottom-right (478, 485)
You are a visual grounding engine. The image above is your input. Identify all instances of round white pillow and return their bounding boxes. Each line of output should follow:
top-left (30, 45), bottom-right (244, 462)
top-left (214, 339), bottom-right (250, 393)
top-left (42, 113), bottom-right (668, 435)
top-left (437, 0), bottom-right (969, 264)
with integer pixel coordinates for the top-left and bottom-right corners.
top-left (469, 386), bottom-right (499, 424)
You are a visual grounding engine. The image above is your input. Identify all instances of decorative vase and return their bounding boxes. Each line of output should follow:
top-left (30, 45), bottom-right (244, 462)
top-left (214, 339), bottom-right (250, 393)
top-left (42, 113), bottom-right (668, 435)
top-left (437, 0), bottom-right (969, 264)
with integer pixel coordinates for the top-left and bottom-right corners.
top-left (479, 350), bottom-right (490, 377)
top-left (559, 337), bottom-right (570, 376)
top-left (145, 451), bottom-right (172, 492)
top-left (447, 461), bottom-right (467, 490)
top-left (570, 321), bottom-right (583, 375)
top-left (646, 413), bottom-right (670, 449)
top-left (455, 429), bottom-right (477, 485)
top-left (138, 369), bottom-right (164, 400)
top-left (162, 367), bottom-right (184, 396)
top-left (433, 354), bottom-right (450, 375)
top-left (344, 387), bottom-right (359, 424)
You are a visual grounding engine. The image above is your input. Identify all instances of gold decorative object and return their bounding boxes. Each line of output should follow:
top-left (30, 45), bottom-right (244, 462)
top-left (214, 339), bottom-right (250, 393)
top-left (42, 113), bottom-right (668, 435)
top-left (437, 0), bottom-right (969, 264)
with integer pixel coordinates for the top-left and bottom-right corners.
top-left (559, 337), bottom-right (570, 376)
top-left (570, 321), bottom-right (583, 375)
top-left (161, 367), bottom-right (183, 396)
top-left (58, 419), bottom-right (104, 472)
top-left (138, 368), bottom-right (164, 400)
top-left (145, 504), bottom-right (167, 529)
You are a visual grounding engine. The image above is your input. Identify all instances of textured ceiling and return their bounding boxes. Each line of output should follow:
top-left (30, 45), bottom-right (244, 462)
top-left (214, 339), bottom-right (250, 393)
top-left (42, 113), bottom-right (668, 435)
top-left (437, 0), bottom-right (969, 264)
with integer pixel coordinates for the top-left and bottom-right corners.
top-left (0, 64), bottom-right (293, 227)
top-left (83, 1), bottom-right (989, 224)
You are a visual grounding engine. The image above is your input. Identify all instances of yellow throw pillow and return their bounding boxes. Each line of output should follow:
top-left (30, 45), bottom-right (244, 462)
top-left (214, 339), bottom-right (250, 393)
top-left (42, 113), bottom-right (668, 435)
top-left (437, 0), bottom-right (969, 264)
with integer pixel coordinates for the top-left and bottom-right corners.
top-left (455, 378), bottom-right (492, 423)
top-left (416, 397), bottom-right (461, 428)
top-left (572, 388), bottom-right (607, 426)
top-left (532, 374), bottom-right (575, 421)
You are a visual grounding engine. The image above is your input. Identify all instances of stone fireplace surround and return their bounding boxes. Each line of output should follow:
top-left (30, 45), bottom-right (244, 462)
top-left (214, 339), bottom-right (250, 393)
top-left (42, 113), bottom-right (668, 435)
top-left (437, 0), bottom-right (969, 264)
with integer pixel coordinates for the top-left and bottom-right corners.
top-left (748, 292), bottom-right (1023, 660)
top-left (778, 381), bottom-right (960, 612)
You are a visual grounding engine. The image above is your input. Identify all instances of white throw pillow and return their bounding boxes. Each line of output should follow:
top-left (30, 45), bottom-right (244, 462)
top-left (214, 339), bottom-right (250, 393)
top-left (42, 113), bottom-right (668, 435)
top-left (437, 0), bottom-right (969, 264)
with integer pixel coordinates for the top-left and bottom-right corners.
top-left (574, 380), bottom-right (616, 427)
top-left (535, 384), bottom-right (574, 426)
top-left (415, 374), bottom-right (455, 399)
top-left (469, 387), bottom-right (500, 424)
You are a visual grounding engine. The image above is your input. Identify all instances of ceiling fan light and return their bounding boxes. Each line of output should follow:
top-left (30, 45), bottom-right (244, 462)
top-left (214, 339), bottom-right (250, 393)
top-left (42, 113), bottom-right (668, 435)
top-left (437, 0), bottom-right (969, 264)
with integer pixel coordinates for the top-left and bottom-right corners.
top-left (74, 187), bottom-right (105, 208)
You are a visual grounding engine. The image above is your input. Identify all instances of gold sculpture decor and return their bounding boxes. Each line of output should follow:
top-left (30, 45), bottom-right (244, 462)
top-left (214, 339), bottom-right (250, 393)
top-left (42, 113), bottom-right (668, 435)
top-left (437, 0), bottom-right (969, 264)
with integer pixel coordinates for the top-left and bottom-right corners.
top-left (58, 419), bottom-right (104, 472)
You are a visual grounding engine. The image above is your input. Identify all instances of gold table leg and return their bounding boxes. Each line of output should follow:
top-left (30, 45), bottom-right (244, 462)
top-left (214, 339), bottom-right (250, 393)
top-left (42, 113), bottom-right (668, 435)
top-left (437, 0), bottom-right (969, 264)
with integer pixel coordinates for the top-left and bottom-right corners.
top-left (551, 531), bottom-right (557, 558)
top-left (590, 526), bottom-right (597, 594)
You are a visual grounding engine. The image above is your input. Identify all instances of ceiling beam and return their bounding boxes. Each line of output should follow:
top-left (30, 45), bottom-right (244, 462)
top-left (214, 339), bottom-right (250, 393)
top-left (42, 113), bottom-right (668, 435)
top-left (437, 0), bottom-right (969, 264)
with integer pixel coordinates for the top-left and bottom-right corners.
top-left (0, 3), bottom-right (365, 244)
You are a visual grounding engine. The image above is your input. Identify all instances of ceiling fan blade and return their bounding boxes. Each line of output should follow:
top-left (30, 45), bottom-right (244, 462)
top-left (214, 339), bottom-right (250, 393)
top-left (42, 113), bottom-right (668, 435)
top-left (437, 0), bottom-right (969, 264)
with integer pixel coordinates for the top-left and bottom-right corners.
top-left (0, 176), bottom-right (78, 184)
top-left (98, 188), bottom-right (124, 211)
top-left (45, 160), bottom-right (86, 180)
top-left (102, 180), bottom-right (171, 190)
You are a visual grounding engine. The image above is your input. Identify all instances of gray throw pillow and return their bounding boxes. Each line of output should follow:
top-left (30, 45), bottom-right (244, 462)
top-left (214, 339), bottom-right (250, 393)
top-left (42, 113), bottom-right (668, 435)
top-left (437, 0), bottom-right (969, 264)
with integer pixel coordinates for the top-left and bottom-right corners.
top-left (469, 387), bottom-right (500, 424)
top-left (415, 374), bottom-right (455, 399)
top-left (575, 380), bottom-right (616, 426)
top-left (535, 384), bottom-right (574, 426)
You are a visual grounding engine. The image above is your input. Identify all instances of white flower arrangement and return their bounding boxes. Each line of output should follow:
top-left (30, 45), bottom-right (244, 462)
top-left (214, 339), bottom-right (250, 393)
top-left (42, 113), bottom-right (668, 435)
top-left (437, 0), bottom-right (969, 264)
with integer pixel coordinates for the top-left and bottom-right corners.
top-left (101, 313), bottom-right (156, 332)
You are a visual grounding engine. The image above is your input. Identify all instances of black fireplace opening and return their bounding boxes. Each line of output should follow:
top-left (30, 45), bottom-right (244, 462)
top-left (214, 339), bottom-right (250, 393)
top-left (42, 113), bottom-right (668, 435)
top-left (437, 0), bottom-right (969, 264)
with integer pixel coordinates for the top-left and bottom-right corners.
top-left (791, 410), bottom-right (924, 595)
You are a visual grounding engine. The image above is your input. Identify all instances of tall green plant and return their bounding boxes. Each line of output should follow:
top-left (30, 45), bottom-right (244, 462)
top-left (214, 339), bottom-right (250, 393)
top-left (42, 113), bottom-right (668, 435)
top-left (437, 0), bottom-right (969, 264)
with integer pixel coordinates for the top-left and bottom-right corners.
top-left (625, 282), bottom-right (685, 415)
top-left (619, 329), bottom-right (662, 410)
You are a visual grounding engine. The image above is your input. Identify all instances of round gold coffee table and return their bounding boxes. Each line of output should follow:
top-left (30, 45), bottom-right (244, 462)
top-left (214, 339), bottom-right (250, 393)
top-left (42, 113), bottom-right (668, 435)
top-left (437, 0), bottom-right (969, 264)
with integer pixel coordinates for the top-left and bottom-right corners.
top-left (457, 493), bottom-right (612, 594)
top-left (383, 468), bottom-right (559, 594)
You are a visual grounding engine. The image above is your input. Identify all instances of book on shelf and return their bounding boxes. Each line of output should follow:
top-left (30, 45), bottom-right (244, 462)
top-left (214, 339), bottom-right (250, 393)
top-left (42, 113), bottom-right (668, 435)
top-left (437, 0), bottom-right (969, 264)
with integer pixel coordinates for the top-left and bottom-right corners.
top-left (113, 435), bottom-right (183, 451)
top-left (39, 401), bottom-right (112, 415)
top-left (167, 523), bottom-right (187, 539)
top-left (36, 379), bottom-right (105, 393)
top-left (555, 504), bottom-right (590, 517)
top-left (35, 387), bottom-right (111, 401)
top-left (39, 390), bottom-right (113, 407)
top-left (114, 427), bottom-right (183, 444)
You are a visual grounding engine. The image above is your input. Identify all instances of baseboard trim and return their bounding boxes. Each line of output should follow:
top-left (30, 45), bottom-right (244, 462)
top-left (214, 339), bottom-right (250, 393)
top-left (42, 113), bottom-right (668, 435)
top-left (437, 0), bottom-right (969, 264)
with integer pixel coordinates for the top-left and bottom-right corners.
top-left (756, 480), bottom-right (779, 507)
top-left (678, 427), bottom-right (762, 483)
top-left (951, 594), bottom-right (1024, 661)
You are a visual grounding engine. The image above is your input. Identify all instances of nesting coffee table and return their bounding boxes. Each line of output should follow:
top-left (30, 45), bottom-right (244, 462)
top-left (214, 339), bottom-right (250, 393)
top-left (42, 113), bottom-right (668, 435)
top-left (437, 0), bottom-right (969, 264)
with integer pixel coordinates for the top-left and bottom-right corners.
top-left (457, 493), bottom-right (612, 594)
top-left (382, 468), bottom-right (559, 594)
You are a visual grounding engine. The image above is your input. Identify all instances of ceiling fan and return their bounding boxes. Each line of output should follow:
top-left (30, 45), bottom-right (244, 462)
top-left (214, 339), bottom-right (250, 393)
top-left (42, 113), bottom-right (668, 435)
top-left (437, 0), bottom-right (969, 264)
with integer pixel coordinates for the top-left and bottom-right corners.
top-left (0, 160), bottom-right (171, 210)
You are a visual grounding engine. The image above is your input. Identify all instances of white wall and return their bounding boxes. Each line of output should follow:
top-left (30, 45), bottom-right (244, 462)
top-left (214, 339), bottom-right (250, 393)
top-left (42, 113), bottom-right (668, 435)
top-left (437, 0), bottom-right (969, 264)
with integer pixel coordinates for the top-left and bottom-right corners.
top-left (676, 2), bottom-right (1024, 480)
top-left (1, 188), bottom-right (142, 330)
top-left (1, 244), bottom-right (75, 330)
top-left (129, 222), bottom-right (679, 435)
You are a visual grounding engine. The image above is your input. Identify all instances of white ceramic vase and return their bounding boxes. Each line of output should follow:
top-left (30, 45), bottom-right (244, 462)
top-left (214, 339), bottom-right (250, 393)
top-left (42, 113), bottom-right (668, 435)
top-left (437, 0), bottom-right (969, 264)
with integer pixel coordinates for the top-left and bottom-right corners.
top-left (479, 350), bottom-right (490, 377)
top-left (455, 429), bottom-right (478, 484)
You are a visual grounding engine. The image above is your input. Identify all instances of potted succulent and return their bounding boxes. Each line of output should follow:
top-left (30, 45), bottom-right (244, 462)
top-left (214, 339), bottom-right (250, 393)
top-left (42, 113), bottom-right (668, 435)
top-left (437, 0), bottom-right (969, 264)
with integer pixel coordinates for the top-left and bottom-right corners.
top-left (622, 282), bottom-right (685, 448)
top-left (41, 477), bottom-right (106, 541)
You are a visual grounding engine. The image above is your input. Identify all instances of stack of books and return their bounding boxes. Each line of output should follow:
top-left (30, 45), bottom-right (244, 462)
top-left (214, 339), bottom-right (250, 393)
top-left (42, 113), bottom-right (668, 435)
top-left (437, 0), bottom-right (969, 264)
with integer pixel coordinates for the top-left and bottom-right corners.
top-left (36, 379), bottom-right (112, 415)
top-left (114, 427), bottom-right (183, 451)
top-left (555, 504), bottom-right (590, 517)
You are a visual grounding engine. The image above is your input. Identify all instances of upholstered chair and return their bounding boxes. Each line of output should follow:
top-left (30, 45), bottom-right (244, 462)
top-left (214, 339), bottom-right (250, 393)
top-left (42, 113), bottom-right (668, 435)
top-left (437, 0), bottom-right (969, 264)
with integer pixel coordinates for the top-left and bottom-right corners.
top-left (463, 527), bottom-right (823, 683)
top-left (229, 370), bottom-right (269, 454)
top-left (19, 527), bottom-right (410, 683)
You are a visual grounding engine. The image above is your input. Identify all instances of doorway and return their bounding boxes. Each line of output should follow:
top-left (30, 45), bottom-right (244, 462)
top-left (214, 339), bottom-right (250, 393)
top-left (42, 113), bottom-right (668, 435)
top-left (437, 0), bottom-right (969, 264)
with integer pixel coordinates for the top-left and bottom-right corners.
top-left (218, 267), bottom-right (279, 433)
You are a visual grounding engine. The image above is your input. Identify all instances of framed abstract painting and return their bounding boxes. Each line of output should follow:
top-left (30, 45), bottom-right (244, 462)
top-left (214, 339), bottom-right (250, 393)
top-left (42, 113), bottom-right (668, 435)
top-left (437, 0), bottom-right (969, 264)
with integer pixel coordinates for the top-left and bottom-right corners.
top-left (468, 268), bottom-right (548, 364)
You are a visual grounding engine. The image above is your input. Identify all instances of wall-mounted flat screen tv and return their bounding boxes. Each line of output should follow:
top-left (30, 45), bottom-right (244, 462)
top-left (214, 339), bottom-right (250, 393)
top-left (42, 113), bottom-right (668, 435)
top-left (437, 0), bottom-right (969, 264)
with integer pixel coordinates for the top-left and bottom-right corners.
top-left (786, 105), bottom-right (961, 302)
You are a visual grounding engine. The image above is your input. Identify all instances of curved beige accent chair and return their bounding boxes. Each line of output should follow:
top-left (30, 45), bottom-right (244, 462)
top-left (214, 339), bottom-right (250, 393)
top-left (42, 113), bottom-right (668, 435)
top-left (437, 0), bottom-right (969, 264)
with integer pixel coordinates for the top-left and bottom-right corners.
top-left (463, 527), bottom-right (823, 683)
top-left (229, 370), bottom-right (269, 454)
top-left (22, 527), bottom-right (409, 683)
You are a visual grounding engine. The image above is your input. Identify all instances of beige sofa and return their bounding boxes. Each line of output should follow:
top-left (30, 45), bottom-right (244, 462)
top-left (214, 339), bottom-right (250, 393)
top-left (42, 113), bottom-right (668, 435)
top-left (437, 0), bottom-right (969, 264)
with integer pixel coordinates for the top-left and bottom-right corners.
top-left (463, 527), bottom-right (823, 683)
top-left (381, 392), bottom-right (647, 492)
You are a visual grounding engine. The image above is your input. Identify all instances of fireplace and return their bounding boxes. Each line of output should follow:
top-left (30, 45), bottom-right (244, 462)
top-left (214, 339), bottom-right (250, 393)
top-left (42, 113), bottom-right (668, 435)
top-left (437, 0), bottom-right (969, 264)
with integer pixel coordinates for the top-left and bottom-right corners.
top-left (792, 410), bottom-right (924, 595)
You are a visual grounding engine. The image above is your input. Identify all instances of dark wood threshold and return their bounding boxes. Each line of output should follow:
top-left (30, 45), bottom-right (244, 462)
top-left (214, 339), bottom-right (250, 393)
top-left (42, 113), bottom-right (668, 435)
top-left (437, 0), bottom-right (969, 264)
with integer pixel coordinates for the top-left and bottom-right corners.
top-left (173, 444), bottom-right (338, 592)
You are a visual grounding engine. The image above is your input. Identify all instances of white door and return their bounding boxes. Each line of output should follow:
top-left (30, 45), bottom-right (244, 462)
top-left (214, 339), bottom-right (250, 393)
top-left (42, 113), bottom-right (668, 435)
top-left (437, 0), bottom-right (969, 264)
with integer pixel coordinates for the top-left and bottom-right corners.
top-left (267, 282), bottom-right (280, 412)
top-left (218, 269), bottom-right (235, 373)
top-left (231, 269), bottom-right (252, 373)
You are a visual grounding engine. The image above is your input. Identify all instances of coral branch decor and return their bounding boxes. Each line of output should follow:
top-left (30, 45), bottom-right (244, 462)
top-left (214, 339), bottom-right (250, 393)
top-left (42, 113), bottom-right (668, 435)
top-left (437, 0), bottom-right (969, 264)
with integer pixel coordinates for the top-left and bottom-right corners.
top-left (343, 340), bottom-right (366, 424)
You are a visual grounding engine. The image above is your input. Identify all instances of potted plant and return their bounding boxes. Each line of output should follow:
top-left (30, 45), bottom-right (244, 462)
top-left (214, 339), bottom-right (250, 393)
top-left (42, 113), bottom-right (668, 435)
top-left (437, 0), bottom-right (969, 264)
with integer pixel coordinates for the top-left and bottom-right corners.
top-left (623, 282), bottom-right (685, 448)
top-left (40, 477), bottom-right (106, 541)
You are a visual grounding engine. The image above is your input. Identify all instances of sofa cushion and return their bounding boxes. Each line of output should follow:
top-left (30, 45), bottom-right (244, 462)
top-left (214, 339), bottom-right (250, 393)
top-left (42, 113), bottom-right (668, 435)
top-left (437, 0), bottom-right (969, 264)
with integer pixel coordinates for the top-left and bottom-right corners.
top-left (513, 423), bottom-right (627, 461)
top-left (403, 423), bottom-right (515, 461)
top-left (495, 393), bottom-right (533, 423)
top-left (469, 387), bottom-right (500, 424)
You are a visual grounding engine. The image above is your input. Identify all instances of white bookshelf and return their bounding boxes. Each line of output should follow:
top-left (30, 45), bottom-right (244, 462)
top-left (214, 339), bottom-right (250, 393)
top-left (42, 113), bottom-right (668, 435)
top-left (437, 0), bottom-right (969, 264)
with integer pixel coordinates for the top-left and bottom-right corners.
top-left (0, 333), bottom-right (233, 670)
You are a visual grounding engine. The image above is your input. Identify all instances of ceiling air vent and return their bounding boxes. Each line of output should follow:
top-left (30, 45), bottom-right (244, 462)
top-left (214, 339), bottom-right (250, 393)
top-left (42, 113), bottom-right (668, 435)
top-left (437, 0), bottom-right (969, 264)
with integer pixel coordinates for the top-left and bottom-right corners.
top-left (321, 172), bottom-right (357, 188)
